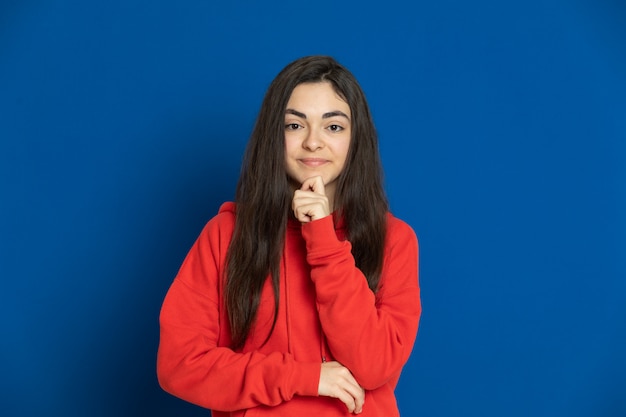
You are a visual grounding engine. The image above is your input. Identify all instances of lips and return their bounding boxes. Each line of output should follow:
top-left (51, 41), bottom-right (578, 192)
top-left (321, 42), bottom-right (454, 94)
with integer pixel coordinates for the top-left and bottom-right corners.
top-left (299, 158), bottom-right (329, 167)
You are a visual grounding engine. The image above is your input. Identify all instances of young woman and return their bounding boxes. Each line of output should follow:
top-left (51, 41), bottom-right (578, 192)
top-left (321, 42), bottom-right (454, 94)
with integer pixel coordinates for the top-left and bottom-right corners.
top-left (157, 55), bottom-right (421, 416)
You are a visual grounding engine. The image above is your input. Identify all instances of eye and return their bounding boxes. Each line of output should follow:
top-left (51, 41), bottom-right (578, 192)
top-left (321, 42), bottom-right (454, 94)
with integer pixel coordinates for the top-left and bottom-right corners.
top-left (327, 124), bottom-right (344, 132)
top-left (285, 123), bottom-right (302, 130)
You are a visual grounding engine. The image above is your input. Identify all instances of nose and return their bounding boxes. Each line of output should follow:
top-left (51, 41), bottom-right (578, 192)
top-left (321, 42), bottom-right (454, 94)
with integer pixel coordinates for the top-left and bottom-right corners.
top-left (302, 127), bottom-right (323, 151)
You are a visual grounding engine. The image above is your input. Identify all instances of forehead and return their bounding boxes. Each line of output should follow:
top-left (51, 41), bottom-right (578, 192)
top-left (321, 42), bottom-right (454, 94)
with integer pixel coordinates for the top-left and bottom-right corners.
top-left (286, 82), bottom-right (350, 115)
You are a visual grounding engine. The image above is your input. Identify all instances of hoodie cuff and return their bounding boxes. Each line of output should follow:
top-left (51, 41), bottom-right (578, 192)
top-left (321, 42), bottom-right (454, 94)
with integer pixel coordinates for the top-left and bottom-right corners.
top-left (301, 216), bottom-right (346, 258)
top-left (290, 361), bottom-right (322, 397)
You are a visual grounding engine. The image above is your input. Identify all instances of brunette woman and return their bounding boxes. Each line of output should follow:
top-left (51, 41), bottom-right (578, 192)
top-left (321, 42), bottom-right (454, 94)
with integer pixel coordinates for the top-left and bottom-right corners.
top-left (157, 55), bottom-right (421, 416)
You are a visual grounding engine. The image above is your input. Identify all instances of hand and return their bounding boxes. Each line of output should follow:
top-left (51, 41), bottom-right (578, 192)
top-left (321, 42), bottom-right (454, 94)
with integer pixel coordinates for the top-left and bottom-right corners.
top-left (292, 176), bottom-right (330, 223)
top-left (318, 361), bottom-right (365, 414)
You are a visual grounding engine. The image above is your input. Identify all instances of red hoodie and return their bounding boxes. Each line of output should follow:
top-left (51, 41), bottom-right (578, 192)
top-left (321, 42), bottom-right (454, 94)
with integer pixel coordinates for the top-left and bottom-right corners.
top-left (157, 202), bottom-right (420, 416)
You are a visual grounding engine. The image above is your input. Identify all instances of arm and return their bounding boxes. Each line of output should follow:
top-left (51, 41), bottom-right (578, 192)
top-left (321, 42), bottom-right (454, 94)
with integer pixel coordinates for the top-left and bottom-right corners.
top-left (156, 216), bottom-right (320, 411)
top-left (302, 215), bottom-right (421, 390)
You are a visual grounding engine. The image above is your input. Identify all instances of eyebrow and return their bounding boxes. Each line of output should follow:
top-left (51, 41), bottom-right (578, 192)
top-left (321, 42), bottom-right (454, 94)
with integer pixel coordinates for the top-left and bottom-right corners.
top-left (285, 108), bottom-right (351, 121)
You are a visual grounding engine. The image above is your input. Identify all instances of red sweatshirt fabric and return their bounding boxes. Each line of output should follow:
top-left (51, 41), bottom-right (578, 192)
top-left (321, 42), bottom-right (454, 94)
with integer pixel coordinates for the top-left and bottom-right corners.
top-left (157, 202), bottom-right (420, 416)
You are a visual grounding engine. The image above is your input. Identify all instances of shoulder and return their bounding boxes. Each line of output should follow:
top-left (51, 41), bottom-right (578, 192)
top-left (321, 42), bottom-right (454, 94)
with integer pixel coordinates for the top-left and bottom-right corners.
top-left (376, 213), bottom-right (419, 298)
top-left (214, 202), bottom-right (236, 225)
top-left (197, 202), bottom-right (237, 243)
top-left (386, 213), bottom-right (418, 244)
top-left (383, 213), bottom-right (419, 259)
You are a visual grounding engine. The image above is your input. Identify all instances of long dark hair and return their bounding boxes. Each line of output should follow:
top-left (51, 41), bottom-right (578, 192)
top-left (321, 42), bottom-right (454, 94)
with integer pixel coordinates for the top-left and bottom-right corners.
top-left (225, 55), bottom-right (388, 349)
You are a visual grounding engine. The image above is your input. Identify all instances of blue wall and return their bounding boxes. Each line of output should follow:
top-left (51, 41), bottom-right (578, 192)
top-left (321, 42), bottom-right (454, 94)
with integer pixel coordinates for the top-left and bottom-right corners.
top-left (1, 1), bottom-right (624, 416)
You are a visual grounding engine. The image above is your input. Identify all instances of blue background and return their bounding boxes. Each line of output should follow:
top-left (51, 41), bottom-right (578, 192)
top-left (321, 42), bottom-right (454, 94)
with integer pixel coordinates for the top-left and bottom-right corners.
top-left (1, 1), bottom-right (625, 416)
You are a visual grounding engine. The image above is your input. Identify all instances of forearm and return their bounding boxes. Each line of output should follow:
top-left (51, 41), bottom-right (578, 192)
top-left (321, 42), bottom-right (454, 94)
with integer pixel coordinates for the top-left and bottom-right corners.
top-left (157, 329), bottom-right (320, 410)
top-left (303, 216), bottom-right (421, 389)
top-left (157, 279), bottom-right (320, 411)
top-left (317, 279), bottom-right (420, 389)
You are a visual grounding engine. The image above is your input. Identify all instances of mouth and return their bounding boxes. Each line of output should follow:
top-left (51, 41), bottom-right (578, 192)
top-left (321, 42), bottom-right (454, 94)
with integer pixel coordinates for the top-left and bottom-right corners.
top-left (299, 158), bottom-right (329, 167)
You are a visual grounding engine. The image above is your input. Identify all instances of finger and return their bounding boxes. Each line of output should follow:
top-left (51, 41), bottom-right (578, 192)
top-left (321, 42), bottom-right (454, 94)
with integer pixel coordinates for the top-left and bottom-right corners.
top-left (292, 191), bottom-right (330, 222)
top-left (333, 365), bottom-right (363, 413)
top-left (336, 390), bottom-right (357, 413)
top-left (292, 189), bottom-right (324, 200)
top-left (351, 387), bottom-right (365, 414)
top-left (300, 176), bottom-right (326, 196)
top-left (292, 191), bottom-right (328, 207)
top-left (319, 362), bottom-right (359, 412)
top-left (293, 203), bottom-right (315, 223)
top-left (341, 373), bottom-right (365, 413)
top-left (292, 201), bottom-right (329, 222)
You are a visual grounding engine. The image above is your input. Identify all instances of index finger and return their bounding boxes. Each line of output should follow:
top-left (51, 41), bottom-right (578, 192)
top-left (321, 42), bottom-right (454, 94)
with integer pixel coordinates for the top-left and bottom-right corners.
top-left (300, 176), bottom-right (326, 196)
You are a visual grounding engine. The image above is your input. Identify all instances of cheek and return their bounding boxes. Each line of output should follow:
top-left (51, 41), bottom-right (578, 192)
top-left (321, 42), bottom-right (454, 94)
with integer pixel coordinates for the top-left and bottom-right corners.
top-left (283, 135), bottom-right (298, 156)
top-left (338, 140), bottom-right (351, 164)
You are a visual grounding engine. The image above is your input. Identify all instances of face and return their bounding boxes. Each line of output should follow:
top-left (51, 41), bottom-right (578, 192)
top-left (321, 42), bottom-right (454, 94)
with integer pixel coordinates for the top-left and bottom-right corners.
top-left (284, 82), bottom-right (352, 203)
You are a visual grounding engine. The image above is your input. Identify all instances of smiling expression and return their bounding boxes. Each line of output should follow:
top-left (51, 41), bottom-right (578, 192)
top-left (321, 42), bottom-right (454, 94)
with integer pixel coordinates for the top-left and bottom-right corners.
top-left (284, 82), bottom-right (352, 204)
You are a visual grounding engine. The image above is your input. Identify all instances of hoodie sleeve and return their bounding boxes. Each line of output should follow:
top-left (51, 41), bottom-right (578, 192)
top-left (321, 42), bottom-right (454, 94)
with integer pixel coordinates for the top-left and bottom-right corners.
top-left (301, 214), bottom-right (420, 390)
top-left (157, 211), bottom-right (320, 411)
